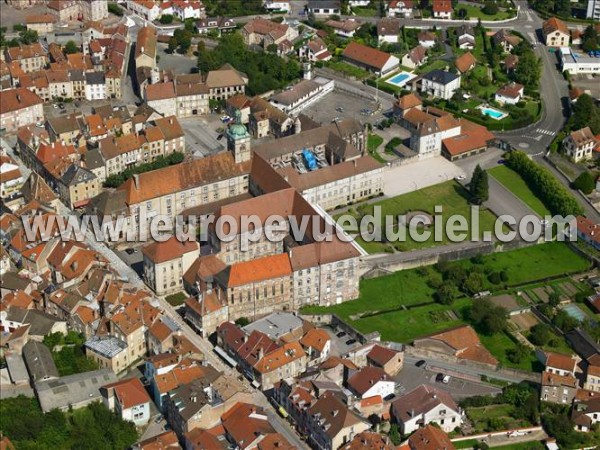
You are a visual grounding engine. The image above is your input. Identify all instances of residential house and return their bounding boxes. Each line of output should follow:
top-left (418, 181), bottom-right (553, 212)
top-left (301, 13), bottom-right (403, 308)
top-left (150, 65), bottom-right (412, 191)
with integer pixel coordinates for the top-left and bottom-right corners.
top-left (171, 0), bottom-right (206, 20)
top-left (134, 431), bottom-right (181, 450)
top-left (325, 19), bottom-right (361, 38)
top-left (307, 0), bottom-right (341, 15)
top-left (305, 392), bottom-right (370, 450)
top-left (402, 45), bottom-right (428, 69)
top-left (25, 14), bottom-right (56, 34)
top-left (457, 25), bottom-right (476, 50)
top-left (184, 290), bottom-right (228, 338)
top-left (391, 384), bottom-right (463, 434)
top-left (0, 88), bottom-right (44, 132)
top-left (503, 54), bottom-right (520, 73)
top-left (141, 236), bottom-right (199, 296)
top-left (420, 70), bottom-right (461, 100)
top-left (563, 127), bottom-right (597, 162)
top-left (584, 364), bottom-right (600, 392)
top-left (22, 340), bottom-right (59, 382)
top-left (300, 328), bottom-right (331, 364)
top-left (366, 345), bottom-right (403, 376)
top-left (576, 216), bottom-right (600, 251)
top-left (135, 26), bottom-right (157, 70)
top-left (298, 37), bottom-right (332, 62)
top-left (494, 82), bottom-right (524, 105)
top-left (127, 0), bottom-right (161, 21)
top-left (418, 31), bottom-right (437, 49)
top-left (343, 432), bottom-right (394, 450)
top-left (408, 425), bottom-right (456, 450)
top-left (47, 0), bottom-right (81, 22)
top-left (432, 0), bottom-right (453, 19)
top-left (377, 18), bottom-right (401, 44)
top-left (342, 41), bottom-right (399, 75)
top-left (84, 71), bottom-right (106, 100)
top-left (542, 17), bottom-right (570, 47)
top-left (387, 0), bottom-right (415, 18)
top-left (241, 18), bottom-right (298, 49)
top-left (0, 157), bottom-right (25, 199)
top-left (454, 51), bottom-right (477, 74)
top-left (5, 43), bottom-right (48, 73)
top-left (102, 377), bottom-right (152, 426)
top-left (572, 396), bottom-right (600, 432)
top-left (53, 163), bottom-right (100, 209)
top-left (493, 29), bottom-right (522, 53)
top-left (347, 366), bottom-right (395, 400)
top-left (540, 371), bottom-right (578, 404)
top-left (195, 16), bottom-right (236, 35)
top-left (540, 351), bottom-right (578, 376)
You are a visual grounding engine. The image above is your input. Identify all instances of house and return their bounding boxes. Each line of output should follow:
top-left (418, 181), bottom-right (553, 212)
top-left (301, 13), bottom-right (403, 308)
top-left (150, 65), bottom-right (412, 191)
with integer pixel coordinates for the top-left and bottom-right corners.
top-left (402, 45), bottom-right (428, 69)
top-left (432, 0), bottom-right (453, 19)
top-left (387, 0), bottom-right (415, 18)
top-left (171, 0), bottom-right (206, 20)
top-left (420, 70), bottom-right (461, 100)
top-left (454, 51), bottom-right (477, 74)
top-left (195, 16), bottom-right (236, 35)
top-left (572, 396), bottom-right (600, 432)
top-left (391, 384), bottom-right (463, 434)
top-left (300, 328), bottom-right (331, 364)
top-left (347, 366), bottom-right (395, 400)
top-left (25, 14), bottom-right (56, 34)
top-left (442, 119), bottom-right (495, 161)
top-left (141, 237), bottom-right (199, 296)
top-left (494, 82), bottom-right (524, 105)
top-left (542, 17), bottom-right (570, 47)
top-left (503, 54), bottom-right (519, 73)
top-left (563, 127), bottom-right (597, 162)
top-left (367, 345), bottom-right (403, 376)
top-left (241, 18), bottom-right (298, 49)
top-left (298, 37), bottom-right (332, 62)
top-left (408, 425), bottom-right (456, 450)
top-left (102, 377), bottom-right (152, 426)
top-left (134, 431), bottom-right (180, 450)
top-left (265, 1), bottom-right (291, 12)
top-left (377, 18), bottom-right (401, 44)
top-left (325, 19), bottom-right (361, 38)
top-left (418, 31), bottom-right (437, 49)
top-left (35, 369), bottom-right (117, 413)
top-left (22, 340), bottom-right (59, 382)
top-left (457, 25), bottom-right (475, 50)
top-left (184, 290), bottom-right (228, 338)
top-left (0, 157), bottom-right (25, 199)
top-left (342, 41), bottom-right (399, 75)
top-left (584, 364), bottom-right (600, 392)
top-left (135, 26), bottom-right (157, 70)
top-left (540, 371), bottom-right (578, 404)
top-left (493, 29), bottom-right (522, 53)
top-left (269, 78), bottom-right (335, 115)
top-left (412, 325), bottom-right (498, 366)
top-left (127, 0), bottom-right (161, 21)
top-left (577, 216), bottom-right (600, 251)
top-left (540, 351), bottom-right (578, 376)
top-left (307, 0), bottom-right (341, 16)
top-left (306, 392), bottom-right (370, 450)
top-left (0, 88), bottom-right (44, 133)
top-left (5, 43), bottom-right (48, 73)
top-left (84, 71), bottom-right (106, 100)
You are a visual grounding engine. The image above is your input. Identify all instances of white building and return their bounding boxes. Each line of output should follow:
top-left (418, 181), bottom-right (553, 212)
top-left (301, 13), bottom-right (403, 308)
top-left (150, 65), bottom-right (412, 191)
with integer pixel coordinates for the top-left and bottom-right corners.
top-left (392, 385), bottom-right (463, 434)
top-left (84, 72), bottom-right (106, 101)
top-left (587, 0), bottom-right (600, 20)
top-left (307, 0), bottom-right (341, 15)
top-left (172, 0), bottom-right (206, 20)
top-left (420, 70), bottom-right (461, 100)
top-left (270, 77), bottom-right (334, 115)
top-left (494, 82), bottom-right (524, 105)
top-left (347, 367), bottom-right (395, 400)
top-left (387, 0), bottom-right (414, 18)
top-left (563, 127), bottom-right (597, 162)
top-left (265, 1), bottom-right (291, 12)
top-left (560, 47), bottom-right (600, 74)
top-left (102, 377), bottom-right (151, 426)
top-left (127, 0), bottom-right (161, 21)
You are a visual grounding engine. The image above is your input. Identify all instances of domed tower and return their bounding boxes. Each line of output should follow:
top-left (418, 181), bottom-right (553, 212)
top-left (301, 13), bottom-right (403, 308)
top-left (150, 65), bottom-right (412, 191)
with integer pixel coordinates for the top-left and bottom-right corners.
top-left (226, 109), bottom-right (251, 164)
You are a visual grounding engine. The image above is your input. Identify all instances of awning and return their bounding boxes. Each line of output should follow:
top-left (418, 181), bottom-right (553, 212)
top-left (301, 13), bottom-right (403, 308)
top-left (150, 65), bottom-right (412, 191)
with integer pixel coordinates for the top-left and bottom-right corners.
top-left (278, 406), bottom-right (289, 418)
top-left (213, 346), bottom-right (237, 367)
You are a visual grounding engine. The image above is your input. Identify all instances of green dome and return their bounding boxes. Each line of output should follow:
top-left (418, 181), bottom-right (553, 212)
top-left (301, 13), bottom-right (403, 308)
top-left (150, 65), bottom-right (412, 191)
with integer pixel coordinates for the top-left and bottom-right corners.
top-left (229, 123), bottom-right (248, 138)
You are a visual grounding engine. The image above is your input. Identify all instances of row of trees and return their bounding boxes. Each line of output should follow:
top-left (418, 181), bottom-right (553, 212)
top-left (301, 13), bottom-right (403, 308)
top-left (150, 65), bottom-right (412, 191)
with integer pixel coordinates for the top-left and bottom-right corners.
top-left (104, 152), bottom-right (184, 188)
top-left (504, 151), bottom-right (584, 216)
top-left (0, 396), bottom-right (138, 450)
top-left (569, 93), bottom-right (600, 136)
top-left (197, 33), bottom-right (302, 96)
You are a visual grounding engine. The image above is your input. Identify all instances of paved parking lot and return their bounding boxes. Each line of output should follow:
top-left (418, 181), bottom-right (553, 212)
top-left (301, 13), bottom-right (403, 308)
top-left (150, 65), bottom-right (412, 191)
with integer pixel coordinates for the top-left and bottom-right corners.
top-left (393, 364), bottom-right (501, 401)
top-left (302, 90), bottom-right (385, 127)
top-left (180, 116), bottom-right (226, 157)
top-left (157, 43), bottom-right (198, 76)
top-left (114, 247), bottom-right (144, 278)
top-left (322, 325), bottom-right (362, 356)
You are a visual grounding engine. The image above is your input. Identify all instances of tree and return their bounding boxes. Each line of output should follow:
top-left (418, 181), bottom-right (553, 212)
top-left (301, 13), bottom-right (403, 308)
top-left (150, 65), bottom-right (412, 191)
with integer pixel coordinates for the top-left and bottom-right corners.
top-left (470, 164), bottom-right (489, 204)
top-left (436, 283), bottom-right (460, 305)
top-left (64, 40), bottom-right (78, 54)
top-left (470, 298), bottom-right (507, 335)
top-left (18, 29), bottom-right (38, 45)
top-left (529, 323), bottom-right (552, 345)
top-left (108, 3), bottom-right (124, 16)
top-left (168, 36), bottom-right (178, 53)
top-left (159, 14), bottom-right (174, 24)
top-left (235, 317), bottom-right (250, 327)
top-left (507, 344), bottom-right (529, 364)
top-left (267, 43), bottom-right (278, 53)
top-left (571, 94), bottom-right (600, 135)
top-left (548, 291), bottom-right (561, 307)
top-left (462, 272), bottom-right (485, 296)
top-left (482, 1), bottom-right (499, 15)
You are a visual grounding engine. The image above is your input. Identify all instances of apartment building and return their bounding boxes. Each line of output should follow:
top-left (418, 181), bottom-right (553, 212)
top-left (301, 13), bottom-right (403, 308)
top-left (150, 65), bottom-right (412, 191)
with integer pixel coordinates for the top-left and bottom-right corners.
top-left (0, 88), bottom-right (44, 133)
top-left (141, 237), bottom-right (199, 296)
top-left (5, 43), bottom-right (48, 73)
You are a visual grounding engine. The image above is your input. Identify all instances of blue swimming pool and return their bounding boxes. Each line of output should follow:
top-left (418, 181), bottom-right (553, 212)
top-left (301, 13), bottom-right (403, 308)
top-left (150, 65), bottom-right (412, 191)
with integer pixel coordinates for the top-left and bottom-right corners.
top-left (386, 71), bottom-right (415, 87)
top-left (477, 105), bottom-right (508, 120)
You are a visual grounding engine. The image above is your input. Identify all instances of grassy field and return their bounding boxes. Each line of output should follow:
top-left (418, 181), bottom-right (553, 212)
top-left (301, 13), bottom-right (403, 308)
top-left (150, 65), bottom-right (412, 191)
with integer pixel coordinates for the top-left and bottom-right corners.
top-left (338, 181), bottom-right (499, 253)
top-left (415, 58), bottom-right (449, 74)
top-left (479, 332), bottom-right (541, 372)
top-left (466, 403), bottom-right (536, 433)
top-left (367, 134), bottom-right (386, 163)
top-left (326, 60), bottom-right (371, 80)
top-left (456, 4), bottom-right (515, 20)
top-left (489, 166), bottom-right (551, 217)
top-left (302, 243), bottom-right (590, 352)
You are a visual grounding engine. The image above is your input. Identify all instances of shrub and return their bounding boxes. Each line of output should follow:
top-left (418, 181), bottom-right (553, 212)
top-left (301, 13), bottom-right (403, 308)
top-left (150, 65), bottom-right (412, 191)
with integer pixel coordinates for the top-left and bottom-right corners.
top-left (483, 1), bottom-right (499, 15)
top-left (488, 271), bottom-right (501, 284)
top-left (159, 14), bottom-right (174, 24)
top-left (572, 171), bottom-right (596, 195)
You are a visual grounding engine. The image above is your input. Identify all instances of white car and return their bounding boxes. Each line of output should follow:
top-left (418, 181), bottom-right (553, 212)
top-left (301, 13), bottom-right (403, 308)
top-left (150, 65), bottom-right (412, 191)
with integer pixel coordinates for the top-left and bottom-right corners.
top-left (442, 375), bottom-right (451, 384)
top-left (455, 175), bottom-right (466, 181)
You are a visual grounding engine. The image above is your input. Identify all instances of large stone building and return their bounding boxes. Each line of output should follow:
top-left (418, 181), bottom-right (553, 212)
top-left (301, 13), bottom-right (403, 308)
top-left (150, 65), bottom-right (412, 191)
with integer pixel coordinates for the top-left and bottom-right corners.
top-left (0, 88), bottom-right (44, 133)
top-left (241, 18), bottom-right (298, 49)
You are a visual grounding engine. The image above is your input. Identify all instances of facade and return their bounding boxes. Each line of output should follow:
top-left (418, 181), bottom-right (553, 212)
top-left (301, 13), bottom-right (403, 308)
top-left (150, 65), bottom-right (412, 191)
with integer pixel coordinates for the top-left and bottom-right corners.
top-left (540, 371), bottom-right (578, 404)
top-left (347, 367), bottom-right (395, 400)
top-left (563, 127), bottom-right (597, 162)
top-left (542, 17), bottom-right (570, 47)
top-left (388, 0), bottom-right (415, 18)
top-left (141, 237), bottom-right (199, 296)
top-left (84, 72), bottom-right (106, 100)
top-left (584, 365), bottom-right (600, 392)
top-left (420, 70), bottom-right (461, 100)
top-left (6, 43), bottom-right (48, 73)
top-left (0, 88), bottom-right (44, 133)
top-left (26, 14), bottom-right (56, 34)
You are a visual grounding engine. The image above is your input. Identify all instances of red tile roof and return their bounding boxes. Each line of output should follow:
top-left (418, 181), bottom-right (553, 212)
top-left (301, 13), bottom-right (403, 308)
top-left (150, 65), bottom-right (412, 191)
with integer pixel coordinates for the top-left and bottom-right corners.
top-left (225, 253), bottom-right (292, 287)
top-left (343, 41), bottom-right (394, 70)
top-left (545, 351), bottom-right (577, 372)
top-left (347, 366), bottom-right (392, 396)
top-left (141, 236), bottom-right (199, 264)
top-left (103, 377), bottom-right (150, 409)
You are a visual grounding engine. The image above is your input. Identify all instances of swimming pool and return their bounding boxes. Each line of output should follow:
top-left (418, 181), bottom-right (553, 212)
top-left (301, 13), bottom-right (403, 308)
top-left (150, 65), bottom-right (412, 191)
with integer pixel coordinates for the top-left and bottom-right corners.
top-left (386, 71), bottom-right (415, 88)
top-left (477, 105), bottom-right (508, 120)
top-left (560, 303), bottom-right (587, 322)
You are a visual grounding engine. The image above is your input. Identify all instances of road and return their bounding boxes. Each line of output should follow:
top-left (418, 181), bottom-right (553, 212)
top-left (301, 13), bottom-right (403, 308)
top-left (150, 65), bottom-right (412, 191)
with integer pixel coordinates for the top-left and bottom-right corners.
top-left (485, 177), bottom-right (540, 226)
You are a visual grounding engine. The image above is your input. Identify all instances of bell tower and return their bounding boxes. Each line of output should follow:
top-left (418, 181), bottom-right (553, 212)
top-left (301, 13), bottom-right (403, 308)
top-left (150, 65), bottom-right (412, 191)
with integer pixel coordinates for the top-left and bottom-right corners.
top-left (226, 109), bottom-right (251, 164)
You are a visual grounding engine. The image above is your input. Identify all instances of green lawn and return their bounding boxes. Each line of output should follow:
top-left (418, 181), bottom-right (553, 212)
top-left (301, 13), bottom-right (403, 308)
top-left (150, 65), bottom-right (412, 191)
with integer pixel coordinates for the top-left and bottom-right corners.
top-left (487, 443), bottom-right (545, 450)
top-left (489, 166), bottom-right (551, 217)
top-left (302, 243), bottom-right (590, 347)
top-left (456, 4), bottom-right (515, 20)
top-left (415, 58), bottom-right (449, 75)
top-left (166, 292), bottom-right (187, 307)
top-left (466, 403), bottom-right (535, 433)
top-left (479, 332), bottom-right (541, 372)
top-left (337, 181), bottom-right (499, 253)
top-left (326, 60), bottom-right (371, 80)
top-left (367, 134), bottom-right (386, 163)
top-left (352, 7), bottom-right (378, 16)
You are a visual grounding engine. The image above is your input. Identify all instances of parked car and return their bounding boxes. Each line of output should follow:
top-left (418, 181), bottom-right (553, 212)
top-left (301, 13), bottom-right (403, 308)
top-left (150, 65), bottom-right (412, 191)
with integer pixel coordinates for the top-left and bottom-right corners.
top-left (415, 360), bottom-right (426, 367)
top-left (442, 375), bottom-right (451, 384)
top-left (216, 134), bottom-right (224, 141)
top-left (220, 115), bottom-right (231, 123)
top-left (336, 331), bottom-right (347, 338)
top-left (497, 159), bottom-right (506, 165)
top-left (455, 175), bottom-right (466, 181)
top-left (383, 393), bottom-right (396, 401)
top-left (335, 106), bottom-right (344, 112)
top-left (125, 248), bottom-right (136, 255)
top-left (345, 338), bottom-right (357, 345)
top-left (59, 103), bottom-right (65, 110)
top-left (436, 373), bottom-right (445, 382)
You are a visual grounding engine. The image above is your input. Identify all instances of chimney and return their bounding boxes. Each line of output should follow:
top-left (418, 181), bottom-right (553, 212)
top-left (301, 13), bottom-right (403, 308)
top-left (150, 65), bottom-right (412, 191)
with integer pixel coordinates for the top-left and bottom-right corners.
top-left (16, 94), bottom-right (21, 102)
top-left (133, 174), bottom-right (140, 190)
